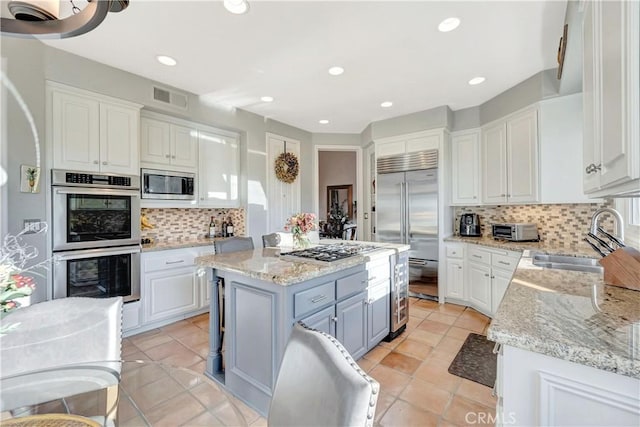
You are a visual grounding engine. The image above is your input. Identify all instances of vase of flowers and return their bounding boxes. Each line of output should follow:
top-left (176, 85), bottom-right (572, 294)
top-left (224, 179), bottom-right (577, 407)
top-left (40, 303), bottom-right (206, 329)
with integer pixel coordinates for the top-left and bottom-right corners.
top-left (284, 213), bottom-right (317, 249)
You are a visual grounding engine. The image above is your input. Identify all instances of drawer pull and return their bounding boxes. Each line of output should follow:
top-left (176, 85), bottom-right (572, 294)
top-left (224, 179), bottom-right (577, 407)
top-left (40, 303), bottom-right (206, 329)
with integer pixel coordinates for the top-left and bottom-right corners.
top-left (472, 254), bottom-right (482, 259)
top-left (311, 295), bottom-right (328, 304)
top-left (498, 260), bottom-right (510, 266)
top-left (492, 343), bottom-right (502, 354)
top-left (484, 273), bottom-right (490, 277)
top-left (367, 276), bottom-right (378, 282)
top-left (165, 260), bottom-right (185, 265)
top-left (451, 251), bottom-right (457, 255)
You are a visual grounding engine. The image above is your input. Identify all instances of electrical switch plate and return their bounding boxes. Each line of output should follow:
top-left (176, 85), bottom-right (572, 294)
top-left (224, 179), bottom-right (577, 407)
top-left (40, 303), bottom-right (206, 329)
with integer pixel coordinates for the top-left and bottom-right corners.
top-left (23, 219), bottom-right (42, 234)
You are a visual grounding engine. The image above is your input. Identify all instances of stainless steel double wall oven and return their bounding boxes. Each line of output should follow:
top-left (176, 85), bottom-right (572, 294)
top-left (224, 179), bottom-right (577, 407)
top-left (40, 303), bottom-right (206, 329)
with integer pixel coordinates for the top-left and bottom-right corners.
top-left (52, 170), bottom-right (141, 302)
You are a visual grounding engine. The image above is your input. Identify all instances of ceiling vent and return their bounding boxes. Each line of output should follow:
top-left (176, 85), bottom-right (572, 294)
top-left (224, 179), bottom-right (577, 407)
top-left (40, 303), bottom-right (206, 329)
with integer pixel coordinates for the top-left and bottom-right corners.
top-left (151, 86), bottom-right (188, 111)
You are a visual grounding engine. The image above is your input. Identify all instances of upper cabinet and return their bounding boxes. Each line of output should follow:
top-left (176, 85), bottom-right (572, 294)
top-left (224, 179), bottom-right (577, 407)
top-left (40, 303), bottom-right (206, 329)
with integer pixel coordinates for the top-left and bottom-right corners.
top-left (481, 108), bottom-right (539, 204)
top-left (140, 115), bottom-right (198, 171)
top-left (375, 130), bottom-right (442, 158)
top-left (49, 82), bottom-right (142, 175)
top-left (582, 0), bottom-right (640, 196)
top-left (198, 130), bottom-right (239, 207)
top-left (450, 129), bottom-right (481, 205)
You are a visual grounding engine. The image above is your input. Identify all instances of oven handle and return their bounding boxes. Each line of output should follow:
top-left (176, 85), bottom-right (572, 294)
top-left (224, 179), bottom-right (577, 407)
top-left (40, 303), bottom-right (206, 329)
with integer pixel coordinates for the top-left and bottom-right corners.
top-left (54, 187), bottom-right (140, 197)
top-left (54, 245), bottom-right (141, 261)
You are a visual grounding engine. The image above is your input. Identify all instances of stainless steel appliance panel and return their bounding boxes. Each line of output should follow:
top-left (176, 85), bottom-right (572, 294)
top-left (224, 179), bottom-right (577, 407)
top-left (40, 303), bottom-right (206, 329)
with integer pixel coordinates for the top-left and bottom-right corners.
top-left (375, 172), bottom-right (405, 246)
top-left (53, 245), bottom-right (141, 302)
top-left (389, 252), bottom-right (409, 337)
top-left (52, 186), bottom-right (141, 251)
top-left (405, 169), bottom-right (438, 261)
top-left (141, 168), bottom-right (195, 200)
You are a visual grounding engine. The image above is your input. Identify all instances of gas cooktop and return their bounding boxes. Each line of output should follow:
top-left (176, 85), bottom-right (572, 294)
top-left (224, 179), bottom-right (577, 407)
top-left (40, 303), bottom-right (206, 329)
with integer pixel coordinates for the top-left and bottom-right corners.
top-left (282, 243), bottom-right (380, 263)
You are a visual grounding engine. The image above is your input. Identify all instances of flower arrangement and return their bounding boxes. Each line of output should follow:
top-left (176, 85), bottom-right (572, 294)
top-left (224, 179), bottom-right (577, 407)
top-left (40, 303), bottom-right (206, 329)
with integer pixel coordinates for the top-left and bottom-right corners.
top-left (1, 223), bottom-right (51, 333)
top-left (284, 213), bottom-right (317, 248)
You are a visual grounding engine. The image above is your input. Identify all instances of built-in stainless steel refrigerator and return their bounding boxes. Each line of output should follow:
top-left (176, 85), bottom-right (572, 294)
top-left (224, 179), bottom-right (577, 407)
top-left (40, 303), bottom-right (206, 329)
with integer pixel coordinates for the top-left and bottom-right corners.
top-left (376, 150), bottom-right (439, 290)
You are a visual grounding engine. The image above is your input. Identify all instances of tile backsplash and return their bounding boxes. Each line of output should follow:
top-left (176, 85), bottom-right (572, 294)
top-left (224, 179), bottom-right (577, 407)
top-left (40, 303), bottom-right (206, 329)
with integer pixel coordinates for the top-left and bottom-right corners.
top-left (454, 201), bottom-right (615, 247)
top-left (141, 208), bottom-right (245, 242)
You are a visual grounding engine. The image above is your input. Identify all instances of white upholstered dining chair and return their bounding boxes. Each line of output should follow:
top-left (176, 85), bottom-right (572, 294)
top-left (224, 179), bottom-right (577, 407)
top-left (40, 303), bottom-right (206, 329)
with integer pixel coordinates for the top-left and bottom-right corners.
top-left (268, 322), bottom-right (380, 427)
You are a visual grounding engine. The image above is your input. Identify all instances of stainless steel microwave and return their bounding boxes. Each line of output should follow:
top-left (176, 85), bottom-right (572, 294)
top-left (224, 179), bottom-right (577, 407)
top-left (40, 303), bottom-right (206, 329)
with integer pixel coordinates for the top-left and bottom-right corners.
top-left (141, 168), bottom-right (195, 200)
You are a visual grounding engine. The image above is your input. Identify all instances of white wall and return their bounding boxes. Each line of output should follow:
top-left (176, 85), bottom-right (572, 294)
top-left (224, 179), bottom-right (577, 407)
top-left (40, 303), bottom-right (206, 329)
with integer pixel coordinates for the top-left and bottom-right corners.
top-left (318, 151), bottom-right (357, 221)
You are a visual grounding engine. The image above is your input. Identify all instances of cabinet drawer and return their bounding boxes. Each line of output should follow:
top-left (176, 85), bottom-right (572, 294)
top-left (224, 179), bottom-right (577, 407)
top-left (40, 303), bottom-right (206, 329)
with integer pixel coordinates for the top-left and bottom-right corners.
top-left (446, 245), bottom-right (464, 259)
top-left (468, 246), bottom-right (491, 264)
top-left (336, 271), bottom-right (368, 300)
top-left (367, 261), bottom-right (390, 282)
top-left (492, 254), bottom-right (518, 271)
top-left (144, 251), bottom-right (196, 273)
top-left (294, 281), bottom-right (336, 318)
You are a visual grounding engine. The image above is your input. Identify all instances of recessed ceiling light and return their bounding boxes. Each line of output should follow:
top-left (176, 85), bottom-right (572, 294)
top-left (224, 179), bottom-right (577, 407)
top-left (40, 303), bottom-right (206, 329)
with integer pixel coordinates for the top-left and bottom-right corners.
top-left (261, 96), bottom-right (274, 102)
top-left (380, 101), bottom-right (393, 108)
top-left (438, 17), bottom-right (460, 32)
top-left (319, 119), bottom-right (329, 124)
top-left (156, 55), bottom-right (177, 66)
top-left (224, 0), bottom-right (249, 14)
top-left (328, 66), bottom-right (344, 76)
top-left (468, 76), bottom-right (486, 85)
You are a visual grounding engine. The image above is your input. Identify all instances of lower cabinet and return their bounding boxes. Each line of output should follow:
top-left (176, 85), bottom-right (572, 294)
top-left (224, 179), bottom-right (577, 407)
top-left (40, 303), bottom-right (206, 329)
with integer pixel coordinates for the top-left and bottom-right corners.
top-left (467, 261), bottom-right (493, 314)
top-left (445, 244), bottom-right (466, 301)
top-left (300, 305), bottom-right (336, 336)
top-left (367, 281), bottom-right (390, 348)
top-left (335, 292), bottom-right (368, 360)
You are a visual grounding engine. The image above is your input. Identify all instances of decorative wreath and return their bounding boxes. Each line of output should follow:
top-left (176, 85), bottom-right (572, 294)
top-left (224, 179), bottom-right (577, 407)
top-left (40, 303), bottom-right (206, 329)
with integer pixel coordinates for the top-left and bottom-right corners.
top-left (275, 152), bottom-right (299, 183)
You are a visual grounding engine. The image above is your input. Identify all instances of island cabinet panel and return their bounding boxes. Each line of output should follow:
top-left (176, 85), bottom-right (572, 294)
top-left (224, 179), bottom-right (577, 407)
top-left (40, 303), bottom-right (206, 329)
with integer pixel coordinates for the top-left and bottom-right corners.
top-left (300, 305), bottom-right (335, 336)
top-left (367, 280), bottom-right (390, 348)
top-left (294, 281), bottom-right (336, 318)
top-left (335, 292), bottom-right (368, 360)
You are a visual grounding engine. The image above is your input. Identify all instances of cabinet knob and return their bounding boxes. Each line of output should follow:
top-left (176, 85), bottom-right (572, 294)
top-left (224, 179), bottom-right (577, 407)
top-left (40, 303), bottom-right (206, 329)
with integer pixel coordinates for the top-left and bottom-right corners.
top-left (500, 194), bottom-right (506, 197)
top-left (165, 154), bottom-right (171, 158)
top-left (93, 160), bottom-right (99, 164)
top-left (331, 316), bottom-right (338, 322)
top-left (200, 197), bottom-right (204, 201)
top-left (506, 194), bottom-right (511, 197)
top-left (484, 273), bottom-right (490, 277)
top-left (458, 266), bottom-right (462, 270)
top-left (585, 163), bottom-right (602, 174)
top-left (491, 275), bottom-right (495, 279)
top-left (102, 161), bottom-right (108, 165)
top-left (172, 155), bottom-right (176, 159)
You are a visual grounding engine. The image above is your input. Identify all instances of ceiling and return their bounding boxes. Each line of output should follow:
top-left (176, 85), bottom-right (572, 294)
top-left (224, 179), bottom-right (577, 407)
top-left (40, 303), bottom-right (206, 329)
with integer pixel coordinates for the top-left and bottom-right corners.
top-left (37, 0), bottom-right (567, 133)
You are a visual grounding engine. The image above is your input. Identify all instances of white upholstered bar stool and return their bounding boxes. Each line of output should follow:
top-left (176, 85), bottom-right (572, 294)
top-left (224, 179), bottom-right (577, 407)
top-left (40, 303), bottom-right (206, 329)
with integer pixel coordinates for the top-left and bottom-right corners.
top-left (268, 322), bottom-right (380, 427)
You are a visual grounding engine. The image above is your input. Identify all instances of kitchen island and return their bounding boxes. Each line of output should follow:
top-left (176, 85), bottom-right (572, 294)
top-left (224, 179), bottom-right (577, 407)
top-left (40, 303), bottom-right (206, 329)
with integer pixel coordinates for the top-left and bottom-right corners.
top-left (195, 241), bottom-right (409, 415)
top-left (487, 252), bottom-right (640, 426)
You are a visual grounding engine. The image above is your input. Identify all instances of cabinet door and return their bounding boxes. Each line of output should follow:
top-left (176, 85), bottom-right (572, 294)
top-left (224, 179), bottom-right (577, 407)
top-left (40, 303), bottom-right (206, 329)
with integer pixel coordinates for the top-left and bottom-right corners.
top-left (582, 0), bottom-right (602, 193)
top-left (467, 261), bottom-right (492, 315)
top-left (445, 258), bottom-right (465, 300)
top-left (335, 292), bottom-right (367, 360)
top-left (376, 140), bottom-right (406, 157)
top-left (199, 131), bottom-right (239, 207)
top-left (482, 123), bottom-right (508, 204)
top-left (367, 281), bottom-right (390, 349)
top-left (300, 305), bottom-right (336, 337)
top-left (506, 109), bottom-right (539, 203)
top-left (100, 102), bottom-right (139, 175)
top-left (144, 267), bottom-right (200, 323)
top-left (52, 91), bottom-right (100, 172)
top-left (406, 134), bottom-right (440, 153)
top-left (140, 117), bottom-right (171, 166)
top-left (491, 268), bottom-right (513, 315)
top-left (201, 275), bottom-right (211, 309)
top-left (451, 131), bottom-right (480, 205)
top-left (171, 124), bottom-right (198, 169)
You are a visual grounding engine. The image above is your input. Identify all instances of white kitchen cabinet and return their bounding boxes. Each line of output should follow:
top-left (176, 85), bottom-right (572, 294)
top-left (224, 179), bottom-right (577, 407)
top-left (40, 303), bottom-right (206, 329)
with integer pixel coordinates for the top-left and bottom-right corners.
top-left (444, 244), bottom-right (465, 301)
top-left (199, 130), bottom-right (240, 207)
top-left (499, 344), bottom-right (640, 426)
top-left (375, 129), bottom-right (442, 158)
top-left (122, 301), bottom-right (141, 334)
top-left (491, 268), bottom-right (512, 314)
top-left (450, 129), bottom-right (481, 205)
top-left (140, 116), bottom-right (198, 170)
top-left (482, 108), bottom-right (539, 204)
top-left (49, 82), bottom-right (141, 175)
top-left (467, 260), bottom-right (492, 315)
top-left (582, 0), bottom-right (640, 196)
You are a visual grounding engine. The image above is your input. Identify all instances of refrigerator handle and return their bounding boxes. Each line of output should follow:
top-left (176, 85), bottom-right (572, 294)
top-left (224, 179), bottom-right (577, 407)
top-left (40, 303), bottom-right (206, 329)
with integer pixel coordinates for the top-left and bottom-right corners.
top-left (399, 182), bottom-right (405, 243)
top-left (405, 181), bottom-right (410, 243)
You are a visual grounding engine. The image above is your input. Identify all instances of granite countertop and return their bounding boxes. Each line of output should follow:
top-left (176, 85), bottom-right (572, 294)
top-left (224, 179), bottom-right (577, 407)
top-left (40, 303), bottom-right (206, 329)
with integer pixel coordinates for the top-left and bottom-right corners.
top-left (195, 242), bottom-right (409, 286)
top-left (141, 236), bottom-right (221, 252)
top-left (444, 235), bottom-right (598, 258)
top-left (487, 256), bottom-right (640, 379)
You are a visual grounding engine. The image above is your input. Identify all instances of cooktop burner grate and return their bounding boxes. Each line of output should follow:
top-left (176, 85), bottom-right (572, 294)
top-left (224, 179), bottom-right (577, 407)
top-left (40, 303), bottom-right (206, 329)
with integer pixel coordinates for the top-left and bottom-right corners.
top-left (283, 243), bottom-right (380, 262)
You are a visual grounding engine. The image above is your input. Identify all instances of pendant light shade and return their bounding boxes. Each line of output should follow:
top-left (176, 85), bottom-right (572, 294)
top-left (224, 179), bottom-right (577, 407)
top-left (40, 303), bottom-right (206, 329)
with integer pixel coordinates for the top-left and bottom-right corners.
top-left (1, 0), bottom-right (129, 39)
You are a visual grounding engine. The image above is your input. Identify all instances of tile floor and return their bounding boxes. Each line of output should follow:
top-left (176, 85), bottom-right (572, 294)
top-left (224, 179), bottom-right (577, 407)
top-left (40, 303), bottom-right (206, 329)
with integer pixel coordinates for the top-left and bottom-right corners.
top-left (121, 298), bottom-right (496, 426)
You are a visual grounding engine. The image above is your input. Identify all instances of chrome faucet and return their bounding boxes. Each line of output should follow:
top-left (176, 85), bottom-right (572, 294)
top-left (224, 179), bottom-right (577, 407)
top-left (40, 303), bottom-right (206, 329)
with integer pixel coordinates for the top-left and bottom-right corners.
top-left (590, 207), bottom-right (624, 242)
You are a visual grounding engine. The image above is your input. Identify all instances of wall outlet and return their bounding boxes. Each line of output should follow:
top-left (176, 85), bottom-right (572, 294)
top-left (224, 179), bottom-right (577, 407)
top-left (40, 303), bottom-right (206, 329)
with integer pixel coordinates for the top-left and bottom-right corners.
top-left (23, 219), bottom-right (42, 234)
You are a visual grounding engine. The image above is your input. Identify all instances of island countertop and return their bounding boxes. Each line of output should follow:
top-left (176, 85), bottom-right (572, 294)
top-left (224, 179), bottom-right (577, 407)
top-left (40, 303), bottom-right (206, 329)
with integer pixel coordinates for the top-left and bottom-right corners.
top-left (487, 254), bottom-right (640, 379)
top-left (195, 242), bottom-right (410, 286)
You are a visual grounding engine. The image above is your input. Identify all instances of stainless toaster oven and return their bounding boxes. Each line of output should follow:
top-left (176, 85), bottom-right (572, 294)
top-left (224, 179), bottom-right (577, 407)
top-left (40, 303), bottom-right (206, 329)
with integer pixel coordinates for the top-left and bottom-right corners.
top-left (492, 223), bottom-right (539, 241)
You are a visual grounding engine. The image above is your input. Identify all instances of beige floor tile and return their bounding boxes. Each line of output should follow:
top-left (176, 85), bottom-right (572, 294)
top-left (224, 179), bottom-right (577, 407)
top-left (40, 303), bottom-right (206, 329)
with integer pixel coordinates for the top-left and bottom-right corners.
top-left (121, 351), bottom-right (151, 363)
top-left (407, 329), bottom-right (444, 347)
top-left (160, 347), bottom-right (203, 367)
top-left (187, 410), bottom-right (227, 426)
top-left (399, 377), bottom-right (452, 416)
top-left (177, 330), bottom-right (209, 348)
top-left (436, 336), bottom-right (466, 354)
top-left (446, 326), bottom-right (473, 341)
top-left (406, 316), bottom-right (424, 331)
top-left (188, 359), bottom-right (207, 374)
top-left (229, 395), bottom-right (261, 425)
top-left (127, 375), bottom-right (183, 412)
top-left (120, 362), bottom-right (167, 393)
top-left (442, 395), bottom-right (495, 426)
top-left (374, 391), bottom-right (397, 423)
top-left (408, 305), bottom-right (432, 319)
top-left (452, 316), bottom-right (487, 333)
top-left (409, 297), bottom-right (420, 305)
top-left (130, 331), bottom-right (175, 352)
top-left (143, 340), bottom-right (190, 361)
top-left (414, 299), bottom-right (439, 310)
top-left (380, 352), bottom-right (422, 376)
top-left (121, 338), bottom-right (140, 357)
top-left (427, 312), bottom-right (459, 325)
top-left (356, 356), bottom-right (377, 373)
top-left (369, 365), bottom-right (412, 397)
top-left (379, 399), bottom-right (439, 427)
top-left (436, 303), bottom-right (466, 316)
top-left (394, 339), bottom-right (433, 360)
top-left (416, 319), bottom-right (451, 335)
top-left (162, 321), bottom-right (203, 339)
top-left (455, 379), bottom-right (497, 408)
top-left (364, 345), bottom-right (392, 363)
top-left (429, 346), bottom-right (460, 364)
top-left (250, 416), bottom-right (268, 426)
top-left (144, 391), bottom-right (207, 426)
top-left (413, 359), bottom-right (462, 393)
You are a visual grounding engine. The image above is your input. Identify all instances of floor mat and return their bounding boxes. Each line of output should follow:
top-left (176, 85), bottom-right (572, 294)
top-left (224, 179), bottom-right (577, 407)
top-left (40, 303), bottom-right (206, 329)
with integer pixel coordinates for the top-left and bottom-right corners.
top-left (448, 333), bottom-right (497, 388)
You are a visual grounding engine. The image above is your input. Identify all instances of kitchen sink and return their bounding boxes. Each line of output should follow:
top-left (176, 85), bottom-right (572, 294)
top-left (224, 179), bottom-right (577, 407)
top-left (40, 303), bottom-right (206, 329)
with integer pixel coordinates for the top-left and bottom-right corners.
top-left (531, 253), bottom-right (604, 274)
